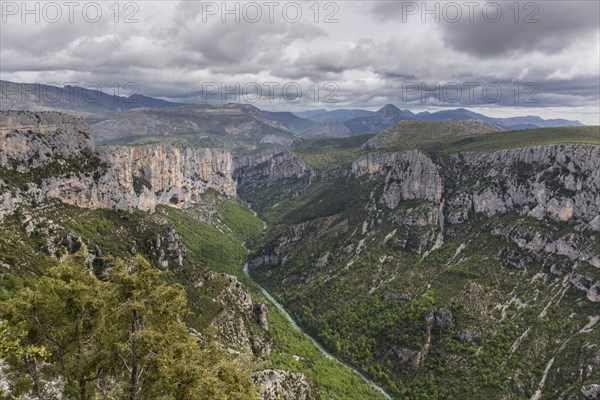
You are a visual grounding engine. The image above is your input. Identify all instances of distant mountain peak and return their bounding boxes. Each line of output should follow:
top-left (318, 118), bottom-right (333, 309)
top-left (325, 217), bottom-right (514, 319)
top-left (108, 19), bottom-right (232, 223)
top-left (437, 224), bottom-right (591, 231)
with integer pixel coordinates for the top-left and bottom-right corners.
top-left (374, 104), bottom-right (411, 123)
top-left (377, 104), bottom-right (402, 115)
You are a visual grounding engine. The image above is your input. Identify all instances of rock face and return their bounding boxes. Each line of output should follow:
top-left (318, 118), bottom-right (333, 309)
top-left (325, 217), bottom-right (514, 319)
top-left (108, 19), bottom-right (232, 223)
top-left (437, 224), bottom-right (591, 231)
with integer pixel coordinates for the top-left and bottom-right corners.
top-left (98, 143), bottom-right (235, 209)
top-left (0, 110), bottom-right (93, 170)
top-left (212, 274), bottom-right (272, 358)
top-left (350, 145), bottom-right (600, 230)
top-left (234, 146), bottom-right (314, 195)
top-left (446, 145), bottom-right (600, 228)
top-left (145, 227), bottom-right (186, 270)
top-left (252, 370), bottom-right (316, 400)
top-left (351, 150), bottom-right (443, 207)
top-left (581, 384), bottom-right (600, 400)
top-left (0, 111), bottom-right (236, 214)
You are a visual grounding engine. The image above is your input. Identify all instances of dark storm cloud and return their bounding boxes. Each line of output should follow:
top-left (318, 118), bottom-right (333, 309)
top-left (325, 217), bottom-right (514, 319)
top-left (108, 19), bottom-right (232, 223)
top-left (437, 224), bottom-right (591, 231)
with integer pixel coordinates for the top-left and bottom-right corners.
top-left (441, 1), bottom-right (599, 57)
top-left (374, 70), bottom-right (418, 80)
top-left (369, 0), bottom-right (600, 57)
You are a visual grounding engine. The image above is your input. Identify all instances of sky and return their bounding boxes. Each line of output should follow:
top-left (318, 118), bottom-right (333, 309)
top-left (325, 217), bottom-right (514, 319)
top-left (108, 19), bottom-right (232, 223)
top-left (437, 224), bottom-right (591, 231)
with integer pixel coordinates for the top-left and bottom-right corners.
top-left (1, 0), bottom-right (599, 124)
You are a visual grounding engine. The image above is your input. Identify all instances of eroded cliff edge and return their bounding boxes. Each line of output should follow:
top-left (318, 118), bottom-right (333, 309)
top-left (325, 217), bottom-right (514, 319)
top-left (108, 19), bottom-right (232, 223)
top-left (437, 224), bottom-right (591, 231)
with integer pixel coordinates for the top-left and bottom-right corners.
top-left (0, 110), bottom-right (236, 215)
top-left (351, 145), bottom-right (600, 231)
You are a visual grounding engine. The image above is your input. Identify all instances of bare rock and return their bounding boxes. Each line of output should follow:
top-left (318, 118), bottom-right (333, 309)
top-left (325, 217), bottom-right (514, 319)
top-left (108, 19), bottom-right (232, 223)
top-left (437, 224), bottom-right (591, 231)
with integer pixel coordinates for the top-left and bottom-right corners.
top-left (252, 369), bottom-right (316, 400)
top-left (581, 384), bottom-right (600, 400)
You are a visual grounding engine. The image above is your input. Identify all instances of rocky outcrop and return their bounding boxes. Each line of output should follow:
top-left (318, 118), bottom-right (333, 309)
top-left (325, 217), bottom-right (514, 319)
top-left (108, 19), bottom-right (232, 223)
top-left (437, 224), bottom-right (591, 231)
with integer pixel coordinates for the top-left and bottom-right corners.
top-left (0, 189), bottom-right (26, 220)
top-left (248, 221), bottom-right (311, 269)
top-left (144, 227), bottom-right (186, 269)
top-left (446, 145), bottom-right (600, 228)
top-left (0, 110), bottom-right (93, 170)
top-left (254, 303), bottom-right (269, 330)
top-left (351, 150), bottom-right (443, 207)
top-left (212, 274), bottom-right (272, 358)
top-left (0, 111), bottom-right (236, 214)
top-left (390, 311), bottom-right (434, 369)
top-left (581, 384), bottom-right (600, 400)
top-left (234, 146), bottom-right (314, 195)
top-left (349, 145), bottom-right (599, 230)
top-left (490, 222), bottom-right (600, 269)
top-left (252, 369), bottom-right (316, 400)
top-left (0, 359), bottom-right (64, 400)
top-left (569, 274), bottom-right (600, 303)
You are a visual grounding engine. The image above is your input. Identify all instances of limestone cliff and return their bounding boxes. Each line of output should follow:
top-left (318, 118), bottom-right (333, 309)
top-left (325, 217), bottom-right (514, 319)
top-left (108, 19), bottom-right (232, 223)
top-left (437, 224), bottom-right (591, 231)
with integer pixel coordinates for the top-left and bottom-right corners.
top-left (350, 145), bottom-right (599, 230)
top-left (0, 110), bottom-right (93, 170)
top-left (96, 143), bottom-right (235, 210)
top-left (446, 145), bottom-right (600, 228)
top-left (0, 111), bottom-right (236, 214)
top-left (351, 150), bottom-right (443, 207)
top-left (234, 145), bottom-right (314, 195)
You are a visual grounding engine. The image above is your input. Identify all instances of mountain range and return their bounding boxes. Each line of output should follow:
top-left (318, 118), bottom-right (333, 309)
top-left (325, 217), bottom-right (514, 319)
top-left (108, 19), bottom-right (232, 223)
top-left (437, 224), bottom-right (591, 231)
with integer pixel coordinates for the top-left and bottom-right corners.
top-left (0, 80), bottom-right (181, 115)
top-left (0, 81), bottom-right (584, 145)
top-left (284, 104), bottom-right (583, 136)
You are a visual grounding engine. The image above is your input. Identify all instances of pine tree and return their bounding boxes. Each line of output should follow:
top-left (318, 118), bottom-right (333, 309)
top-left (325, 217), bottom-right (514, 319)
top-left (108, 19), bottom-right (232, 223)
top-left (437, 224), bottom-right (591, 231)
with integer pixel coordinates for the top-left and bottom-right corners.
top-left (3, 252), bottom-right (111, 399)
top-left (1, 252), bottom-right (257, 400)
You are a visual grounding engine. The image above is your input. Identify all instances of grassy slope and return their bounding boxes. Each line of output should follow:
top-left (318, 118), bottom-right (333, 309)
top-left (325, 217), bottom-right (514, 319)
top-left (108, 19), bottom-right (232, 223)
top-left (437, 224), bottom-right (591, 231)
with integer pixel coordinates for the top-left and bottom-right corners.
top-left (365, 120), bottom-right (502, 151)
top-left (439, 126), bottom-right (599, 153)
top-left (292, 134), bottom-right (374, 170)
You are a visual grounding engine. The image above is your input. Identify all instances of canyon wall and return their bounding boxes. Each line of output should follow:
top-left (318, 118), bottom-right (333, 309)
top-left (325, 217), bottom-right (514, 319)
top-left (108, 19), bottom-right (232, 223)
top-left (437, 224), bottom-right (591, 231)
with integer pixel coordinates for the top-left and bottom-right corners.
top-left (351, 145), bottom-right (600, 230)
top-left (0, 111), bottom-right (236, 214)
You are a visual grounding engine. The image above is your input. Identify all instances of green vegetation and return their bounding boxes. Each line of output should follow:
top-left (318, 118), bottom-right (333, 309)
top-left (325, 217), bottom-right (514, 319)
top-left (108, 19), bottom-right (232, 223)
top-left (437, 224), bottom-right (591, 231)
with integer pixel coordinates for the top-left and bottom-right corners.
top-left (280, 178), bottom-right (373, 224)
top-left (366, 123), bottom-right (598, 156)
top-left (293, 134), bottom-right (373, 170)
top-left (3, 119), bottom-right (599, 399)
top-left (248, 169), bottom-right (600, 399)
top-left (163, 206), bottom-right (249, 279)
top-left (132, 175), bottom-right (152, 194)
top-left (1, 253), bottom-right (256, 400)
top-left (438, 125), bottom-right (599, 153)
top-left (367, 119), bottom-right (502, 152)
top-left (0, 152), bottom-right (108, 188)
top-left (0, 191), bottom-right (387, 400)
top-left (216, 200), bottom-right (264, 242)
top-left (266, 307), bottom-right (387, 400)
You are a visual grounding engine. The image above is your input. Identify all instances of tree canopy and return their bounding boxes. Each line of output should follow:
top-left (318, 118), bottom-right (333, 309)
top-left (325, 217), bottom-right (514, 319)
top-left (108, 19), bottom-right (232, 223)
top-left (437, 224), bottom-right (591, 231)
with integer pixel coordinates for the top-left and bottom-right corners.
top-left (1, 252), bottom-right (257, 400)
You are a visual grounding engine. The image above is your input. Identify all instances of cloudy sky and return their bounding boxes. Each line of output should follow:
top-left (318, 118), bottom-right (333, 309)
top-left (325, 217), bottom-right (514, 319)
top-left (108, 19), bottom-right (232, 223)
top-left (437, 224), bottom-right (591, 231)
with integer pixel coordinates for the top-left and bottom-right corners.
top-left (1, 0), bottom-right (599, 123)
